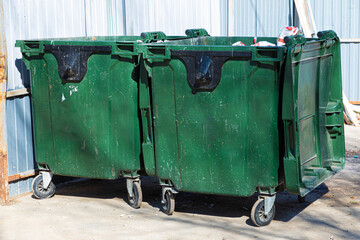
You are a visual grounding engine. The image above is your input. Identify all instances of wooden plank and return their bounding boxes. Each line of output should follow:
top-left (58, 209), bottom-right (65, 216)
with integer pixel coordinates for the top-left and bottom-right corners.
top-left (294, 0), bottom-right (313, 37)
top-left (351, 104), bottom-right (360, 113)
top-left (306, 0), bottom-right (317, 34)
top-left (343, 91), bottom-right (360, 127)
top-left (349, 101), bottom-right (360, 105)
top-left (6, 88), bottom-right (31, 98)
top-left (340, 38), bottom-right (360, 43)
top-left (343, 112), bottom-right (352, 125)
top-left (8, 170), bottom-right (36, 182)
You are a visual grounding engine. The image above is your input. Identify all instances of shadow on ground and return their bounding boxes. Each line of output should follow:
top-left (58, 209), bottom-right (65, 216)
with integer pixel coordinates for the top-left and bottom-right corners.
top-left (43, 174), bottom-right (329, 226)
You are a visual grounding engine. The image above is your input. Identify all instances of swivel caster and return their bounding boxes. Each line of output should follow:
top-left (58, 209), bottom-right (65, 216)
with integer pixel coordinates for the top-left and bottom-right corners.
top-left (251, 195), bottom-right (276, 227)
top-left (126, 178), bottom-right (142, 209)
top-left (161, 187), bottom-right (177, 215)
top-left (31, 172), bottom-right (55, 199)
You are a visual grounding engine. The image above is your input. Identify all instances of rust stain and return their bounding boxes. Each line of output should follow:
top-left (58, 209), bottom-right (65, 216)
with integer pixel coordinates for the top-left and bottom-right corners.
top-left (0, 55), bottom-right (6, 83)
top-left (0, 151), bottom-right (9, 205)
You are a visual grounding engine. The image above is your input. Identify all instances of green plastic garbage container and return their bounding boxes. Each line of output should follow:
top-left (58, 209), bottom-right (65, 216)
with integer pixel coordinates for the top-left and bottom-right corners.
top-left (16, 32), bottom-right (192, 208)
top-left (16, 36), bottom-right (144, 208)
top-left (138, 30), bottom-right (345, 226)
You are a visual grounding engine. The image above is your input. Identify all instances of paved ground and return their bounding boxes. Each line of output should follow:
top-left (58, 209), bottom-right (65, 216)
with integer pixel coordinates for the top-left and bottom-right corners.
top-left (0, 126), bottom-right (359, 240)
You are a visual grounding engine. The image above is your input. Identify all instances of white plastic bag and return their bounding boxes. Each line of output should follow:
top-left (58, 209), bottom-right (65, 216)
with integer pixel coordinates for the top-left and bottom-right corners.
top-left (232, 41), bottom-right (245, 46)
top-left (277, 26), bottom-right (301, 46)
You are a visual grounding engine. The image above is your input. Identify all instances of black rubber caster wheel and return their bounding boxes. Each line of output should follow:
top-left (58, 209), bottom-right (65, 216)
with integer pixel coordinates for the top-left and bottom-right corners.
top-left (298, 195), bottom-right (306, 203)
top-left (31, 174), bottom-right (56, 199)
top-left (251, 198), bottom-right (275, 227)
top-left (128, 181), bottom-right (142, 209)
top-left (162, 191), bottom-right (175, 215)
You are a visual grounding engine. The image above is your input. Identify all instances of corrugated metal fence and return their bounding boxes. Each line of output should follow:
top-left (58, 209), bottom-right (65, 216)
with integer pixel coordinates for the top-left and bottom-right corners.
top-left (309, 0), bottom-right (360, 101)
top-left (2, 0), bottom-right (359, 198)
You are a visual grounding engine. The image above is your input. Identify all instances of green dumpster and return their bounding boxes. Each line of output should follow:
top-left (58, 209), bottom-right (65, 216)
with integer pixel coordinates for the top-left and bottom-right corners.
top-left (16, 36), bottom-right (144, 208)
top-left (139, 30), bottom-right (345, 226)
top-left (15, 32), bottom-right (191, 208)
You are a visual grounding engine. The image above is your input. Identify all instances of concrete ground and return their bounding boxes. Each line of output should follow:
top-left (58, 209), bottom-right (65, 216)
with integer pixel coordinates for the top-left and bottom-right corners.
top-left (0, 125), bottom-right (359, 240)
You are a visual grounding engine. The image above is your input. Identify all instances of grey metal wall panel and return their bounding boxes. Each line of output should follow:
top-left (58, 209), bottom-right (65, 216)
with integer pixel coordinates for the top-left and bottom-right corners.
top-left (341, 43), bottom-right (360, 101)
top-left (308, 0), bottom-right (360, 100)
top-left (234, 0), bottom-right (293, 37)
top-left (9, 178), bottom-right (33, 198)
top-left (85, 0), bottom-right (125, 36)
top-left (7, 97), bottom-right (34, 176)
top-left (7, 97), bottom-right (34, 198)
top-left (124, 0), bottom-right (225, 36)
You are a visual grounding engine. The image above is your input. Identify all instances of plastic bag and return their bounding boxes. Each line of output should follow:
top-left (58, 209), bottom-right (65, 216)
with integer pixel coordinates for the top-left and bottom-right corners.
top-left (232, 41), bottom-right (245, 46)
top-left (277, 26), bottom-right (301, 46)
top-left (251, 38), bottom-right (276, 46)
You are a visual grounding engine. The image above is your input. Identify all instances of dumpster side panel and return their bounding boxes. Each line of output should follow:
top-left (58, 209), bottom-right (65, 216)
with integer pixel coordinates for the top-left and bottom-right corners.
top-left (29, 58), bottom-right (56, 171)
top-left (150, 63), bottom-right (182, 188)
top-left (283, 35), bottom-right (345, 196)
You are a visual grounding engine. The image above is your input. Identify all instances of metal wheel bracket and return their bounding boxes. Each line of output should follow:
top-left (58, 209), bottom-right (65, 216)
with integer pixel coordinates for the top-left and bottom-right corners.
top-left (126, 178), bottom-right (140, 198)
top-left (261, 194), bottom-right (276, 216)
top-left (41, 171), bottom-right (53, 190)
top-left (161, 187), bottom-right (178, 203)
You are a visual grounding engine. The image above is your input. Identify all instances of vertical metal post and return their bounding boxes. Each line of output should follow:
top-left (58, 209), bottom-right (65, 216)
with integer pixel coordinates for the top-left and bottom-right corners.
top-left (0, 0), bottom-right (9, 205)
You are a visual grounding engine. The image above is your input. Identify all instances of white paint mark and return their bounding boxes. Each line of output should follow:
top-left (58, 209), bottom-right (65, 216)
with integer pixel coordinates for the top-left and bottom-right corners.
top-left (61, 93), bottom-right (66, 102)
top-left (69, 86), bottom-right (78, 96)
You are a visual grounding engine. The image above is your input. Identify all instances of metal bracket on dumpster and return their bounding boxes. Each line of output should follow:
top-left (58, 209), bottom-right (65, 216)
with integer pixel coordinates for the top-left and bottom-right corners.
top-left (171, 50), bottom-right (251, 93)
top-left (44, 45), bottom-right (112, 82)
top-left (260, 195), bottom-right (276, 216)
top-left (126, 178), bottom-right (141, 198)
top-left (41, 171), bottom-right (53, 190)
top-left (185, 28), bottom-right (210, 38)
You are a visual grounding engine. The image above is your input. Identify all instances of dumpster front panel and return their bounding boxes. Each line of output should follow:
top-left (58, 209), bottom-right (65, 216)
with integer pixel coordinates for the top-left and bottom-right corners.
top-left (144, 37), bottom-right (284, 196)
top-left (17, 38), bottom-right (142, 179)
top-left (45, 51), bottom-right (141, 178)
top-left (175, 59), bottom-right (281, 196)
top-left (282, 33), bottom-right (345, 196)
